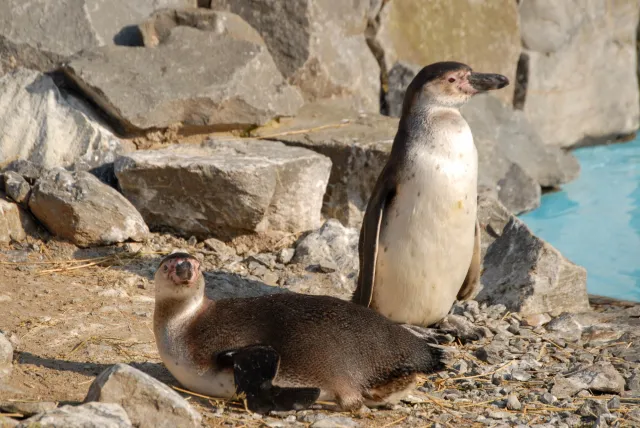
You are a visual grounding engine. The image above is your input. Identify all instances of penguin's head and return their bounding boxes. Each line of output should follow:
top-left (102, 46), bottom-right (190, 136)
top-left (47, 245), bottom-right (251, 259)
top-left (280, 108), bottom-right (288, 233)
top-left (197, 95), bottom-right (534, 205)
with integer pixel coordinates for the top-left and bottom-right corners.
top-left (402, 61), bottom-right (509, 112)
top-left (155, 251), bottom-right (204, 299)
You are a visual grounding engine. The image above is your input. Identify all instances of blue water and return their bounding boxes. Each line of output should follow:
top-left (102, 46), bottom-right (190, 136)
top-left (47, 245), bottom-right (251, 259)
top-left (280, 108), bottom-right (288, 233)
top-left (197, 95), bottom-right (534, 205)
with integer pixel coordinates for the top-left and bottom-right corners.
top-left (520, 137), bottom-right (640, 302)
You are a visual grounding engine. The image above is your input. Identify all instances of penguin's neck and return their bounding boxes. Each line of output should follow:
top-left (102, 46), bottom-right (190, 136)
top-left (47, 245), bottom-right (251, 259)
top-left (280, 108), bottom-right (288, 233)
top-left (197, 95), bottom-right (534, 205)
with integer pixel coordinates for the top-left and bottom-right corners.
top-left (154, 293), bottom-right (207, 334)
top-left (395, 104), bottom-right (472, 158)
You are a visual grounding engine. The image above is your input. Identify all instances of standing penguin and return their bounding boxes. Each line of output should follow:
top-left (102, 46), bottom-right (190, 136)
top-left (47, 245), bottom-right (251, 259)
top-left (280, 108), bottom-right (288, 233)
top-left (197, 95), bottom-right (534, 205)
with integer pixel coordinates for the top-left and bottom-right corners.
top-left (153, 252), bottom-right (445, 413)
top-left (352, 62), bottom-right (509, 327)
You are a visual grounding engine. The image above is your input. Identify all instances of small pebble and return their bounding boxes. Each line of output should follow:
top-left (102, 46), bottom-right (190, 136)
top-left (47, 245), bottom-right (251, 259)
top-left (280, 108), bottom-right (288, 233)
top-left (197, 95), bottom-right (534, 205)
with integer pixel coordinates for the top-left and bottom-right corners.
top-left (506, 394), bottom-right (522, 410)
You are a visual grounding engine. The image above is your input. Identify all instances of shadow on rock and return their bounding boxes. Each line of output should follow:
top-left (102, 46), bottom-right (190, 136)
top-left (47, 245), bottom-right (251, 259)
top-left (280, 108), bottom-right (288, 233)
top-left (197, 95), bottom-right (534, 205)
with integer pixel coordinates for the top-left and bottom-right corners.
top-left (203, 270), bottom-right (289, 300)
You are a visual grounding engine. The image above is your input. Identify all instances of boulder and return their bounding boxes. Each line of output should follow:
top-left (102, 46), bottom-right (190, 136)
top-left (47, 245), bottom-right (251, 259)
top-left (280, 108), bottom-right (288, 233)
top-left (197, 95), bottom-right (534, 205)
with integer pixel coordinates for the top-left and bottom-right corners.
top-left (517, 0), bottom-right (640, 147)
top-left (255, 100), bottom-right (397, 227)
top-left (85, 364), bottom-right (201, 428)
top-left (0, 0), bottom-right (196, 75)
top-left (0, 69), bottom-right (130, 171)
top-left (292, 219), bottom-right (359, 290)
top-left (0, 332), bottom-right (12, 380)
top-left (0, 401), bottom-right (57, 417)
top-left (0, 194), bottom-right (38, 245)
top-left (2, 171), bottom-right (30, 205)
top-left (370, 0), bottom-right (520, 105)
top-left (207, 0), bottom-right (380, 111)
top-left (478, 208), bottom-right (589, 316)
top-left (28, 169), bottom-right (149, 247)
top-left (384, 62), bottom-right (580, 213)
top-left (16, 402), bottom-right (132, 428)
top-left (114, 138), bottom-right (331, 238)
top-left (64, 12), bottom-right (303, 134)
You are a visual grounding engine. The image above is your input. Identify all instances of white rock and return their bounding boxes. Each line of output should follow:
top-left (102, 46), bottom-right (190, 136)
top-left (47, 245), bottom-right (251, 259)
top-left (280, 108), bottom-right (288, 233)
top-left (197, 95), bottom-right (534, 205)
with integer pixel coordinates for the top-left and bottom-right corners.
top-left (16, 402), bottom-right (132, 428)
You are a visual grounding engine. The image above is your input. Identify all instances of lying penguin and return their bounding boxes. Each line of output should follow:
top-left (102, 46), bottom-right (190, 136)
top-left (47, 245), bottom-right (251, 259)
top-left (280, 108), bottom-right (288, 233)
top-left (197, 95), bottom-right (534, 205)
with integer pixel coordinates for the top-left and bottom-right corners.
top-left (353, 61), bottom-right (509, 327)
top-left (153, 252), bottom-right (445, 413)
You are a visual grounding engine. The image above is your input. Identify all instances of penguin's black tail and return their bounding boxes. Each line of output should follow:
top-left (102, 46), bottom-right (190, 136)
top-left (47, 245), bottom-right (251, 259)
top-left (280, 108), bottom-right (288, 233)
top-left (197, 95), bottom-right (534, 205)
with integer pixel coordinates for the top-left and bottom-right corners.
top-left (413, 342), bottom-right (447, 374)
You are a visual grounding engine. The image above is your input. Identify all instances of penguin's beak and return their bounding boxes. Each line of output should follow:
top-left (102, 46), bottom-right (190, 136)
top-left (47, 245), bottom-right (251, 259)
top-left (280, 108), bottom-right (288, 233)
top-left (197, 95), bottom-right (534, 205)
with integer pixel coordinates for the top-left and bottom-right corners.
top-left (175, 260), bottom-right (193, 282)
top-left (467, 72), bottom-right (509, 92)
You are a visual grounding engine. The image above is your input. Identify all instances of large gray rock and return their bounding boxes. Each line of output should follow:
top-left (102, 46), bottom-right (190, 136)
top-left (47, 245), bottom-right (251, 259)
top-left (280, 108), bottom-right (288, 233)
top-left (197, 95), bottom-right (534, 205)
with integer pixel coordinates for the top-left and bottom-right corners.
top-left (551, 361), bottom-right (626, 398)
top-left (207, 0), bottom-right (380, 111)
top-left (114, 139), bottom-right (331, 239)
top-left (384, 62), bottom-right (580, 213)
top-left (478, 206), bottom-right (589, 316)
top-left (0, 195), bottom-right (38, 245)
top-left (370, 0), bottom-right (521, 105)
top-left (517, 0), bottom-right (640, 147)
top-left (2, 171), bottom-right (30, 205)
top-left (28, 169), bottom-right (149, 247)
top-left (0, 0), bottom-right (195, 75)
top-left (64, 13), bottom-right (303, 134)
top-left (255, 100), bottom-right (396, 227)
top-left (85, 363), bottom-right (201, 428)
top-left (0, 332), bottom-right (12, 380)
top-left (293, 219), bottom-right (359, 290)
top-left (16, 402), bottom-right (132, 428)
top-left (0, 69), bottom-right (130, 171)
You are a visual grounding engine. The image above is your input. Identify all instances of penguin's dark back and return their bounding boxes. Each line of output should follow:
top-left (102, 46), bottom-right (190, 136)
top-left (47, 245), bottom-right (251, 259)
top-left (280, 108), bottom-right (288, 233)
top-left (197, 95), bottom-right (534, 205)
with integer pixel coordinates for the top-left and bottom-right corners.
top-left (185, 293), bottom-right (444, 387)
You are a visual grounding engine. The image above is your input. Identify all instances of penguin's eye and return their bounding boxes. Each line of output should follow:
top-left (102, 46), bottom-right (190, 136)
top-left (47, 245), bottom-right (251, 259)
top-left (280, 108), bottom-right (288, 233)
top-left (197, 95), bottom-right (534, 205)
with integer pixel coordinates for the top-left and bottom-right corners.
top-left (448, 77), bottom-right (456, 83)
top-left (163, 265), bottom-right (168, 272)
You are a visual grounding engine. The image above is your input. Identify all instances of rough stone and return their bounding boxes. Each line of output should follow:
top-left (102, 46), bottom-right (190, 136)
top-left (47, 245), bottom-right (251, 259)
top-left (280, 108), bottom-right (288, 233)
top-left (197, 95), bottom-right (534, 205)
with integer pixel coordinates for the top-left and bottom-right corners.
top-left (0, 68), bottom-right (129, 170)
top-left (0, 415), bottom-right (18, 428)
top-left (2, 171), bottom-right (30, 205)
top-left (506, 394), bottom-right (522, 411)
top-left (517, 0), bottom-right (640, 147)
top-left (64, 13), bottom-right (303, 134)
top-left (204, 271), bottom-right (288, 301)
top-left (478, 215), bottom-right (589, 317)
top-left (0, 333), bottom-right (12, 380)
top-left (0, 401), bottom-right (57, 417)
top-left (0, 195), bottom-right (38, 245)
top-left (28, 168), bottom-right (149, 247)
top-left (208, 0), bottom-right (380, 111)
top-left (477, 195), bottom-right (512, 260)
top-left (552, 362), bottom-right (625, 398)
top-left (292, 219), bottom-right (359, 290)
top-left (115, 139), bottom-right (331, 239)
top-left (85, 363), bottom-right (201, 428)
top-left (371, 0), bottom-right (520, 104)
top-left (16, 402), bottom-right (132, 428)
top-left (257, 100), bottom-right (396, 227)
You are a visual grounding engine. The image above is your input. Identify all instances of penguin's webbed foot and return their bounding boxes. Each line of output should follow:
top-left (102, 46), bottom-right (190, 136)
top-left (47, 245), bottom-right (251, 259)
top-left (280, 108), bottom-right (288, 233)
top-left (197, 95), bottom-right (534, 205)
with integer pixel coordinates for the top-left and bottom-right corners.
top-left (436, 314), bottom-right (489, 344)
top-left (223, 345), bottom-right (320, 414)
top-left (401, 324), bottom-right (453, 344)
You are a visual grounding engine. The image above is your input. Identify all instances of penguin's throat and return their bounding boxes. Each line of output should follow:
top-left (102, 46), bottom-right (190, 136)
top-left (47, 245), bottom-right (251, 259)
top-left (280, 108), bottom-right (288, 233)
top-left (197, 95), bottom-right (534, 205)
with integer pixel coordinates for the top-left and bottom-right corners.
top-left (155, 293), bottom-right (206, 329)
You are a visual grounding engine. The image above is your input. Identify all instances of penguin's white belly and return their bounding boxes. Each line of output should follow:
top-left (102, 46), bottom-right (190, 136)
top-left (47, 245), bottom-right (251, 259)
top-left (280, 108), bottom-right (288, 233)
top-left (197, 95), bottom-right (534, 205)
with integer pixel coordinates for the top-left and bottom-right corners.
top-left (374, 151), bottom-right (477, 326)
top-left (156, 330), bottom-right (236, 399)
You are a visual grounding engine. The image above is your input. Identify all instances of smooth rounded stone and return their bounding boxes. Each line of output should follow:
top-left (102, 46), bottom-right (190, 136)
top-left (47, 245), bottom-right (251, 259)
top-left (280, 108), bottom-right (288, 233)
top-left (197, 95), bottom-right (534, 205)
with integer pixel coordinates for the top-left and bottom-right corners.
top-left (0, 332), bottom-right (13, 380)
top-left (277, 248), bottom-right (295, 265)
top-left (511, 370), bottom-right (532, 382)
top-left (0, 401), bottom-right (57, 417)
top-left (438, 314), bottom-right (488, 343)
top-left (518, 0), bottom-right (639, 147)
top-left (208, 0), bottom-right (380, 111)
top-left (506, 394), bottom-right (522, 410)
top-left (16, 402), bottom-right (132, 428)
top-left (65, 12), bottom-right (303, 134)
top-left (115, 139), bottom-right (330, 239)
top-left (85, 363), bottom-right (201, 428)
top-left (539, 392), bottom-right (556, 405)
top-left (523, 313), bottom-right (552, 328)
top-left (28, 168), bottom-right (149, 247)
top-left (477, 209), bottom-right (589, 317)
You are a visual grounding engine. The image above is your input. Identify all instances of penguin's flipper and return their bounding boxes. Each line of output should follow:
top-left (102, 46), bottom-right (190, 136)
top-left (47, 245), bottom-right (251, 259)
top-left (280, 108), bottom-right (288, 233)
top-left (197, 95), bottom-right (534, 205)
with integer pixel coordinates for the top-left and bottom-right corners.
top-left (223, 345), bottom-right (320, 414)
top-left (457, 218), bottom-right (481, 301)
top-left (352, 165), bottom-right (397, 307)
